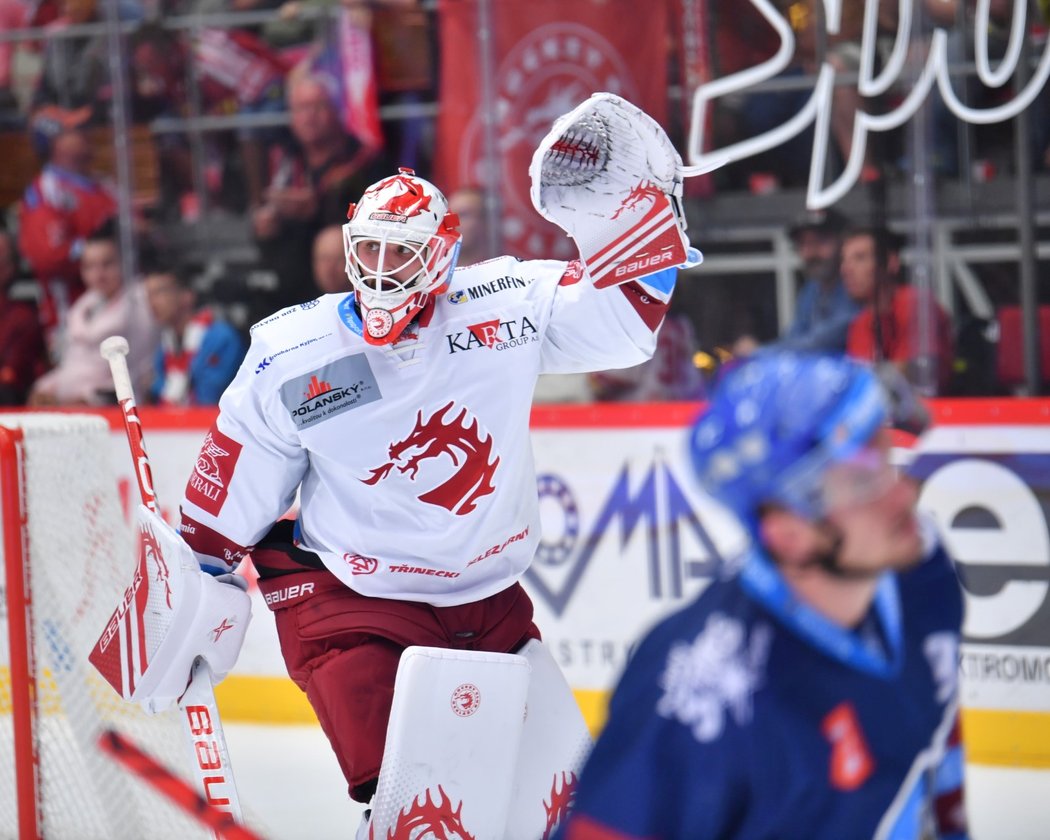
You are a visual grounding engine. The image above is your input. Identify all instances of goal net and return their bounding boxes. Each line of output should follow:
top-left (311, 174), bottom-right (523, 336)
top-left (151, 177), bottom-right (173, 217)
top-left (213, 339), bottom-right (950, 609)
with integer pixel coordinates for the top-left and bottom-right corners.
top-left (0, 413), bottom-right (210, 840)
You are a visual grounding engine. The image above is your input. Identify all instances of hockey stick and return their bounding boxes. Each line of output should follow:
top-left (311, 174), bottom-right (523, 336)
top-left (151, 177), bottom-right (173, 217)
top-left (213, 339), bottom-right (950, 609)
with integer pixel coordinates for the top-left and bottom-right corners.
top-left (98, 335), bottom-right (246, 822)
top-left (99, 729), bottom-right (263, 840)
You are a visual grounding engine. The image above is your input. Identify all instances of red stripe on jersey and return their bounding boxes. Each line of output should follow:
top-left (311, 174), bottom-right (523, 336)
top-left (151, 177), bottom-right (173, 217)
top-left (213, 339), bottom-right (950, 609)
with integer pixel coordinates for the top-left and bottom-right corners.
top-left (179, 514), bottom-right (250, 571)
top-left (561, 814), bottom-right (651, 840)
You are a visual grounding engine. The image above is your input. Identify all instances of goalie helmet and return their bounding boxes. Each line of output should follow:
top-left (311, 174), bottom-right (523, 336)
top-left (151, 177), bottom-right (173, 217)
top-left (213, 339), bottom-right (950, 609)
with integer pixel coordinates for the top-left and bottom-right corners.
top-left (343, 168), bottom-right (462, 345)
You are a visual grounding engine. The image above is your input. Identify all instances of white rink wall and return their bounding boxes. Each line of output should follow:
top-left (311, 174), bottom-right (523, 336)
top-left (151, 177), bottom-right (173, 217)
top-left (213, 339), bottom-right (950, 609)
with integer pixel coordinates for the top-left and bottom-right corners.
top-left (79, 403), bottom-right (1050, 836)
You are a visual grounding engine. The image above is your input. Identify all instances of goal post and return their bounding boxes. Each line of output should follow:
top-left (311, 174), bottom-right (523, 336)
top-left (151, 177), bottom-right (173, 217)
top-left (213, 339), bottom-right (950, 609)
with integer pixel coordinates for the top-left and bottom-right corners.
top-left (0, 423), bottom-right (40, 839)
top-left (0, 413), bottom-right (211, 840)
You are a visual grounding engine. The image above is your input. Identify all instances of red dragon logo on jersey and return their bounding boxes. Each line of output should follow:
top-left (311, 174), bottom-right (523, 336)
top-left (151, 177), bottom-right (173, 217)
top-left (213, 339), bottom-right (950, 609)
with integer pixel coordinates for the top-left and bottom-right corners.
top-left (611, 180), bottom-right (665, 220)
top-left (366, 174), bottom-right (432, 220)
top-left (542, 771), bottom-right (578, 839)
top-left (370, 785), bottom-right (476, 840)
top-left (362, 402), bottom-right (499, 515)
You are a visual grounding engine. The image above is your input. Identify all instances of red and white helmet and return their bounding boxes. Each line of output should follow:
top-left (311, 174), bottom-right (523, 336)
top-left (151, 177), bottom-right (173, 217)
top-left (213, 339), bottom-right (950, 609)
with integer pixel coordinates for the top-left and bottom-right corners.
top-left (343, 168), bottom-right (461, 345)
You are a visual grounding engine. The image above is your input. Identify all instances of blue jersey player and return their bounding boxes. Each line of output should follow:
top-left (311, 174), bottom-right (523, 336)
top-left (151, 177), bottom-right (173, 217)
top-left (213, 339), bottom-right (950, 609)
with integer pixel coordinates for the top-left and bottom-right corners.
top-left (558, 353), bottom-right (968, 840)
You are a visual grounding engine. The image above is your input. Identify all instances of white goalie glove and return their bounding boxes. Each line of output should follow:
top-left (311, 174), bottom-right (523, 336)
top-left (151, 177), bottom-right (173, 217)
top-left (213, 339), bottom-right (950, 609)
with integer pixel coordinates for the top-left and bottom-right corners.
top-left (530, 91), bottom-right (703, 288)
top-left (89, 505), bottom-right (251, 714)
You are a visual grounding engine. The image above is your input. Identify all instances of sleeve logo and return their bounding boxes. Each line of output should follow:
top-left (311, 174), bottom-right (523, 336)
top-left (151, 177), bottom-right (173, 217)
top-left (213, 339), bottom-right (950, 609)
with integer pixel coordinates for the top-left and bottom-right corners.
top-left (186, 427), bottom-right (243, 516)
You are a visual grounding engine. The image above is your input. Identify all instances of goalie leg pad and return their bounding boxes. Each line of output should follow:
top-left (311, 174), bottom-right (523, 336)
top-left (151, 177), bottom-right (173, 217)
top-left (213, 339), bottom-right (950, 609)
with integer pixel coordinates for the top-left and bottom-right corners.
top-left (506, 639), bottom-right (593, 839)
top-left (367, 646), bottom-right (531, 839)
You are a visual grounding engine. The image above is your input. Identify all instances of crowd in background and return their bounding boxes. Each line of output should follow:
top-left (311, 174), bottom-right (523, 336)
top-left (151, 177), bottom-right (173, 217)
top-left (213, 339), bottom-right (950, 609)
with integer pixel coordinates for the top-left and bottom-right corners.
top-left (0, 0), bottom-right (1047, 408)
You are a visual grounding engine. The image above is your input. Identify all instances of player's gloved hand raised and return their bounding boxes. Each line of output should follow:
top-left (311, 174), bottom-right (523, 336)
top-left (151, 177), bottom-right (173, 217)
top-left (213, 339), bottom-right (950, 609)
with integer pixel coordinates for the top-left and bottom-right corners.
top-left (530, 92), bottom-right (704, 288)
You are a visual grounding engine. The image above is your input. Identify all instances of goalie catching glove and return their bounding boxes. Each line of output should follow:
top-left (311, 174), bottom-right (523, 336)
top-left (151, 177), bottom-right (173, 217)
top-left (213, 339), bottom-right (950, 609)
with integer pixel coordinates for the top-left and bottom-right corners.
top-left (530, 91), bottom-right (703, 288)
top-left (89, 505), bottom-right (251, 714)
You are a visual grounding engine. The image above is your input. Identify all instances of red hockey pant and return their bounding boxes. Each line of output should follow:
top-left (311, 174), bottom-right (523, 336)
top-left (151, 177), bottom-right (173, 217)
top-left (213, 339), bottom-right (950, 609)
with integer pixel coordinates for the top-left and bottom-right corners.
top-left (255, 548), bottom-right (539, 803)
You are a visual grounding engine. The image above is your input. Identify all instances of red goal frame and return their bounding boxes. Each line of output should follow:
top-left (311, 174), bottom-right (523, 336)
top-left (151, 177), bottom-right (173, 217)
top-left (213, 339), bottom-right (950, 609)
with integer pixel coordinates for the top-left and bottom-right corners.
top-left (0, 425), bottom-right (41, 840)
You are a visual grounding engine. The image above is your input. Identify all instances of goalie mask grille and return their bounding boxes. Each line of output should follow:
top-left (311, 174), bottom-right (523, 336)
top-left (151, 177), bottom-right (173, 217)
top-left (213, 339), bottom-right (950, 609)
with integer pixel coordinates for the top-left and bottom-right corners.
top-left (538, 113), bottom-right (610, 187)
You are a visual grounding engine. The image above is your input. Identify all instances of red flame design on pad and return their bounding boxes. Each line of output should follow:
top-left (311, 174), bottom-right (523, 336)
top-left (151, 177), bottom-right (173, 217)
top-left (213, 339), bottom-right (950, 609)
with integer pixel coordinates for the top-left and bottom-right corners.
top-left (371, 786), bottom-right (476, 840)
top-left (542, 771), bottom-right (578, 839)
top-left (362, 401), bottom-right (499, 515)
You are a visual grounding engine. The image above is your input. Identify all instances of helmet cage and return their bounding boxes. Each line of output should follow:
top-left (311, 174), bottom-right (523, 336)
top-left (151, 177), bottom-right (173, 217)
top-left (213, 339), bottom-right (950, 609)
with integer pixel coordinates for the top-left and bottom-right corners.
top-left (344, 224), bottom-right (452, 306)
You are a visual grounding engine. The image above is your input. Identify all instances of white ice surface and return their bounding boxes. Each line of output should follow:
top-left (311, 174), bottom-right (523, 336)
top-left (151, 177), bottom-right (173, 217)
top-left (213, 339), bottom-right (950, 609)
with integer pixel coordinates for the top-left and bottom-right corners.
top-left (225, 722), bottom-right (1050, 840)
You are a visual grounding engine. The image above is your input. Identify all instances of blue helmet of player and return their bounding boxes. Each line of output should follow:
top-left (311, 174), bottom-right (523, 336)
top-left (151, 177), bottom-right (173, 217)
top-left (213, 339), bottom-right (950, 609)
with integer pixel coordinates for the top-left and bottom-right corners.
top-left (688, 353), bottom-right (889, 533)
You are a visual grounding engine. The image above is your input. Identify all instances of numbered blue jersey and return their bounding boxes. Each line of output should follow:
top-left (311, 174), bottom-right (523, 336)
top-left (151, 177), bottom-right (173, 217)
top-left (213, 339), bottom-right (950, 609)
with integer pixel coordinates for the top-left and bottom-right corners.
top-left (558, 538), bottom-right (968, 840)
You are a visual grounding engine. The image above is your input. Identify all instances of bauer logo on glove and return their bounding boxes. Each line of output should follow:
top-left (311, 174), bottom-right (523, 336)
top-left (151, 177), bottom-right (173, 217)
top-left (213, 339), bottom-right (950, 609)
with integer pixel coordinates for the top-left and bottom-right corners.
top-left (529, 92), bottom-right (703, 289)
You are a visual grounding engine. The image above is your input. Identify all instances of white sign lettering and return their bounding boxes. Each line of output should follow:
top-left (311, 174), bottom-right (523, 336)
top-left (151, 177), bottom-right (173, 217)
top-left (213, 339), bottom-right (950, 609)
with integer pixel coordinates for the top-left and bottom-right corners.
top-left (687, 0), bottom-right (1050, 208)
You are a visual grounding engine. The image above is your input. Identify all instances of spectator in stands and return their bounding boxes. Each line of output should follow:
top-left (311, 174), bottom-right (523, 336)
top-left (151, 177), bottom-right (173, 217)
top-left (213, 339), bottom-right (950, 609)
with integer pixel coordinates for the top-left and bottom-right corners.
top-left (842, 226), bottom-right (954, 394)
top-left (0, 228), bottom-right (47, 404)
top-left (28, 220), bottom-right (157, 405)
top-left (773, 208), bottom-right (860, 353)
top-left (734, 1), bottom-right (880, 186)
top-left (448, 185), bottom-right (497, 266)
top-left (0, 0), bottom-right (31, 122)
top-left (252, 72), bottom-right (384, 316)
top-left (311, 224), bottom-right (349, 295)
top-left (143, 264), bottom-right (244, 405)
top-left (127, 22), bottom-right (197, 216)
top-left (17, 126), bottom-right (117, 350)
top-left (30, 0), bottom-right (143, 133)
top-left (191, 13), bottom-right (292, 211)
top-left (590, 310), bottom-right (705, 402)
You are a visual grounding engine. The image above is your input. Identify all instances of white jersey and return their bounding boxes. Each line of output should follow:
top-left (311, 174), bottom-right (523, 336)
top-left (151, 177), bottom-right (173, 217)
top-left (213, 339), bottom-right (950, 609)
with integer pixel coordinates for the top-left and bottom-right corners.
top-left (179, 256), bottom-right (677, 606)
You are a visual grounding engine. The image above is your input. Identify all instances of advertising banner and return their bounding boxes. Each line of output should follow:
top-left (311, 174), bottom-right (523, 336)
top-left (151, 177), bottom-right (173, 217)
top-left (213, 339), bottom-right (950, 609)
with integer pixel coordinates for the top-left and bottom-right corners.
top-left (90, 401), bottom-right (1050, 767)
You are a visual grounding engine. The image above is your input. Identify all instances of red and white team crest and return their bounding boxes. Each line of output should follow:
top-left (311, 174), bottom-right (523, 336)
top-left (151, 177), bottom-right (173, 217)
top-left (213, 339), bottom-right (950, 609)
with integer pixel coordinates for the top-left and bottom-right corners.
top-left (558, 259), bottom-right (585, 287)
top-left (365, 307), bottom-right (394, 338)
top-left (451, 683), bottom-right (481, 717)
top-left (344, 553), bottom-right (379, 575)
top-left (362, 402), bottom-right (499, 515)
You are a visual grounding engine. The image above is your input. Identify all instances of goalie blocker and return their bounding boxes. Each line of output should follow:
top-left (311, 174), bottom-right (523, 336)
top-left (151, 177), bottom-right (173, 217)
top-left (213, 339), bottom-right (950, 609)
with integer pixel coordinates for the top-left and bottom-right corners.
top-left (530, 91), bottom-right (703, 289)
top-left (89, 505), bottom-right (251, 714)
